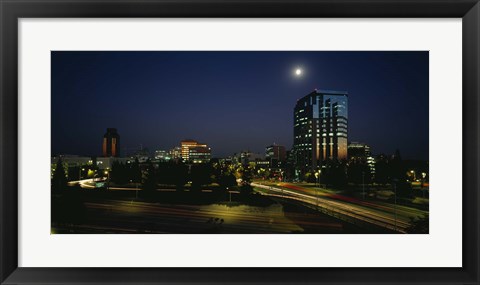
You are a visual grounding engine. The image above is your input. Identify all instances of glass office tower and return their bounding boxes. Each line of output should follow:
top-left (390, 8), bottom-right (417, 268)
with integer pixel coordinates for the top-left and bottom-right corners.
top-left (293, 89), bottom-right (348, 174)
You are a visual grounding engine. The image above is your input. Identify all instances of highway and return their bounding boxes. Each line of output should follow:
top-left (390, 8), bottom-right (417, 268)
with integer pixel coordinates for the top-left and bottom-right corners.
top-left (251, 182), bottom-right (427, 233)
top-left (52, 200), bottom-right (354, 234)
top-left (64, 179), bottom-right (426, 233)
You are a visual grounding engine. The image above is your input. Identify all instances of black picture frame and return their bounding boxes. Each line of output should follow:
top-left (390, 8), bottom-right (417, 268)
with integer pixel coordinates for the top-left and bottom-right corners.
top-left (1, 0), bottom-right (479, 284)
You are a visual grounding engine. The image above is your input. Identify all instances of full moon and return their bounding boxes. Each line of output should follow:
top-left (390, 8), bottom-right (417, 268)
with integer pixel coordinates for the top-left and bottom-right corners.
top-left (295, 68), bottom-right (303, 76)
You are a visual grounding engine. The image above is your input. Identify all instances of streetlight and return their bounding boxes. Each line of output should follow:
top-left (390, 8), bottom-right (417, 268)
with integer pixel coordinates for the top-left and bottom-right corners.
top-left (104, 170), bottom-right (110, 190)
top-left (315, 169), bottom-right (322, 189)
top-left (314, 169), bottom-right (321, 210)
top-left (421, 172), bottom-right (427, 198)
top-left (79, 167), bottom-right (85, 180)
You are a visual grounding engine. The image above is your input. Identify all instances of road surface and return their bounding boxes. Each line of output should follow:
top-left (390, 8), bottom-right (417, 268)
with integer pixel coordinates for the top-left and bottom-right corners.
top-left (251, 182), bottom-right (427, 233)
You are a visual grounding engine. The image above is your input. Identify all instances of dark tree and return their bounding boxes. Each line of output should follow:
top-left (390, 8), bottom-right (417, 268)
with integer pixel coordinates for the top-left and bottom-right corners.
top-left (129, 158), bottom-right (142, 184)
top-left (347, 160), bottom-right (371, 186)
top-left (239, 165), bottom-right (253, 185)
top-left (51, 157), bottom-right (67, 193)
top-left (157, 161), bottom-right (173, 185)
top-left (52, 185), bottom-right (86, 225)
top-left (218, 172), bottom-right (237, 190)
top-left (239, 184), bottom-right (254, 196)
top-left (141, 160), bottom-right (157, 199)
top-left (304, 171), bottom-right (316, 183)
top-left (111, 161), bottom-right (129, 185)
top-left (394, 180), bottom-right (414, 198)
top-left (375, 155), bottom-right (390, 185)
top-left (173, 162), bottom-right (188, 191)
top-left (330, 161), bottom-right (348, 188)
top-left (190, 164), bottom-right (213, 192)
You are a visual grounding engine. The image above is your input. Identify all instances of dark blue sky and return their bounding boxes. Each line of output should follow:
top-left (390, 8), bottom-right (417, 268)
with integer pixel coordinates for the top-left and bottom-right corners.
top-left (52, 51), bottom-right (428, 160)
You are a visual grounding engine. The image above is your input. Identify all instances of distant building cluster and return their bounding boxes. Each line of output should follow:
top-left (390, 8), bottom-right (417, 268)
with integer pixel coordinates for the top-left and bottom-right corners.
top-left (152, 140), bottom-right (212, 163)
top-left (54, 88), bottom-right (425, 185)
top-left (50, 155), bottom-right (131, 181)
top-left (102, 129), bottom-right (213, 164)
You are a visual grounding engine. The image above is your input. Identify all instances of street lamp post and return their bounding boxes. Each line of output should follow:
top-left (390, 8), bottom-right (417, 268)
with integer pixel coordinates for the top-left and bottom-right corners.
top-left (409, 170), bottom-right (417, 182)
top-left (316, 169), bottom-right (322, 189)
top-left (104, 170), bottom-right (110, 190)
top-left (318, 171), bottom-right (320, 189)
top-left (421, 172), bottom-right (427, 198)
top-left (315, 169), bottom-right (321, 210)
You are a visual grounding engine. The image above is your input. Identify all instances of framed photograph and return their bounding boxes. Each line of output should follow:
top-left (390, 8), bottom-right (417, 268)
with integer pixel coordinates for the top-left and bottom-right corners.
top-left (1, 0), bottom-right (479, 284)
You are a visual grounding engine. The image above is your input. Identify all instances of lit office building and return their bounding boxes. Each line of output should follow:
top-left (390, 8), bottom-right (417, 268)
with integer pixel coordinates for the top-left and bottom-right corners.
top-left (347, 142), bottom-right (371, 158)
top-left (293, 89), bottom-right (348, 174)
top-left (102, 128), bottom-right (120, 157)
top-left (180, 139), bottom-right (211, 162)
top-left (348, 142), bottom-right (375, 178)
top-left (266, 144), bottom-right (286, 161)
top-left (265, 144), bottom-right (286, 168)
top-left (236, 150), bottom-right (264, 165)
top-left (169, 147), bottom-right (182, 160)
top-left (188, 146), bottom-right (212, 163)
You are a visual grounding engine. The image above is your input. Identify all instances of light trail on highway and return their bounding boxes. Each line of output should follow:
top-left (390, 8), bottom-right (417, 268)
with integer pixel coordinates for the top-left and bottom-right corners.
top-left (276, 182), bottom-right (425, 221)
top-left (251, 182), bottom-right (413, 233)
top-left (65, 179), bottom-right (424, 233)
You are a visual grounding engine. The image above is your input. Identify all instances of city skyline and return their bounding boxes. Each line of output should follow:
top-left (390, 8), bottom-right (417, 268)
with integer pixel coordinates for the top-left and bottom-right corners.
top-left (52, 51), bottom-right (428, 160)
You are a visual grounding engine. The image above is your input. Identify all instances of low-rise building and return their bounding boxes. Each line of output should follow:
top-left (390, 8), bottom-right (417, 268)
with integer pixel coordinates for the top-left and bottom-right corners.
top-left (189, 146), bottom-right (212, 163)
top-left (179, 140), bottom-right (211, 163)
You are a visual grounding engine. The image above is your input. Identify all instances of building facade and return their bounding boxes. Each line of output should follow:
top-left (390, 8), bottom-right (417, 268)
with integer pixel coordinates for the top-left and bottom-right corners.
top-left (293, 89), bottom-right (348, 174)
top-left (188, 146), bottom-right (212, 163)
top-left (348, 142), bottom-right (376, 179)
top-left (347, 142), bottom-right (371, 158)
top-left (265, 144), bottom-right (286, 168)
top-left (169, 147), bottom-right (182, 160)
top-left (180, 139), bottom-right (211, 163)
top-left (102, 128), bottom-right (120, 157)
top-left (235, 150), bottom-right (265, 165)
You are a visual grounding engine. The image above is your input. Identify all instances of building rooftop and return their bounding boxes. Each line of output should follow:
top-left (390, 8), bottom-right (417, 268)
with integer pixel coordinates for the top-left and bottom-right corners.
top-left (312, 89), bottom-right (348, 95)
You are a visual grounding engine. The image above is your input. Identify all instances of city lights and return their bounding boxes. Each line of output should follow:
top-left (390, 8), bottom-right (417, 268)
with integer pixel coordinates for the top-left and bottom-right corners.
top-left (51, 52), bottom-right (429, 235)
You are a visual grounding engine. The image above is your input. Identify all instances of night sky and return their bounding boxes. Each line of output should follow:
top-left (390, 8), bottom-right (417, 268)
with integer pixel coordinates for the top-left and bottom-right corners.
top-left (52, 51), bottom-right (429, 160)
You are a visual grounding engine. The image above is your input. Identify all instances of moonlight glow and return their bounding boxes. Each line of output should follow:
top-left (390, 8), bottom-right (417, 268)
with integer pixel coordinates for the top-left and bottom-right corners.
top-left (295, 68), bottom-right (303, 76)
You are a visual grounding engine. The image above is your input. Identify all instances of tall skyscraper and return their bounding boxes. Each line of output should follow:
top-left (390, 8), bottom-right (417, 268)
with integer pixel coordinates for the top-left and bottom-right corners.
top-left (102, 128), bottom-right (120, 157)
top-left (293, 89), bottom-right (348, 174)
